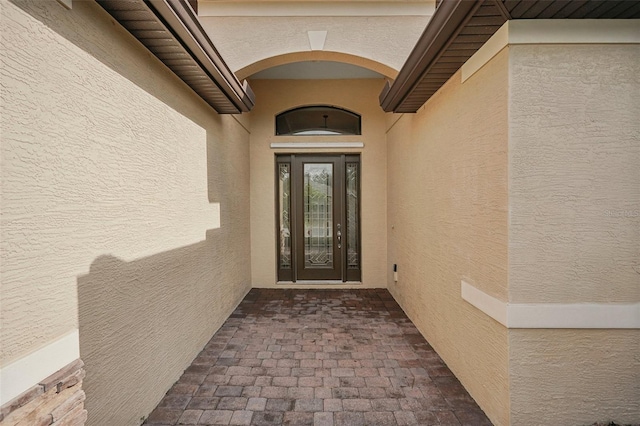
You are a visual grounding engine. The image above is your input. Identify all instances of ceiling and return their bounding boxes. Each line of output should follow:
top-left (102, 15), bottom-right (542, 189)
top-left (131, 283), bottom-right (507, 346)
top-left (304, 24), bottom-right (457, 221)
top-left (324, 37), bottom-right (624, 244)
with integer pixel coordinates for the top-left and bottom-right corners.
top-left (249, 61), bottom-right (385, 80)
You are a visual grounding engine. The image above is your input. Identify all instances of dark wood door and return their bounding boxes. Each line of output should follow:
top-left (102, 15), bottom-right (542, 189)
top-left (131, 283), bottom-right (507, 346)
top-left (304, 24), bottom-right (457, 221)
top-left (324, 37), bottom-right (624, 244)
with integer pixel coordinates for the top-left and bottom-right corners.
top-left (277, 154), bottom-right (361, 282)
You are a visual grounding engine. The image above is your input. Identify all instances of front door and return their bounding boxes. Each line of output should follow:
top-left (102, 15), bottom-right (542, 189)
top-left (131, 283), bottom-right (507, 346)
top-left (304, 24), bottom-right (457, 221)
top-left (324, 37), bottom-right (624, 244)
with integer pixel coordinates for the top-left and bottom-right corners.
top-left (277, 154), bottom-right (361, 282)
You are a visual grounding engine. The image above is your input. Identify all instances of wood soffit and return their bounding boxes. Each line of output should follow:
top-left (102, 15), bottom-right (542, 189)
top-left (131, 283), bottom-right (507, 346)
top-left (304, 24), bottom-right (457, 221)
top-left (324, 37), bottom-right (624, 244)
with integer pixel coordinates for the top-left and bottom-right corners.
top-left (380, 0), bottom-right (640, 113)
top-left (96, 0), bottom-right (255, 114)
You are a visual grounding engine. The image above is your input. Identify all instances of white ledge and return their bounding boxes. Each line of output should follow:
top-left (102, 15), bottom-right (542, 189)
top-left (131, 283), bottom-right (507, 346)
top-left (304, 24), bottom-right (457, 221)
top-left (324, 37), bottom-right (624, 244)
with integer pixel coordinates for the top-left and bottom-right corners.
top-left (461, 281), bottom-right (640, 329)
top-left (1, 330), bottom-right (80, 406)
top-left (461, 281), bottom-right (507, 325)
top-left (270, 142), bottom-right (364, 149)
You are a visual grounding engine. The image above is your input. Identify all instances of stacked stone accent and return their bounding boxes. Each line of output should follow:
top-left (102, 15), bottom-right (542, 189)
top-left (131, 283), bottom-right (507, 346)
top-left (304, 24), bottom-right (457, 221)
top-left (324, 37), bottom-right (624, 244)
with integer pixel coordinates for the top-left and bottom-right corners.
top-left (0, 359), bottom-right (87, 426)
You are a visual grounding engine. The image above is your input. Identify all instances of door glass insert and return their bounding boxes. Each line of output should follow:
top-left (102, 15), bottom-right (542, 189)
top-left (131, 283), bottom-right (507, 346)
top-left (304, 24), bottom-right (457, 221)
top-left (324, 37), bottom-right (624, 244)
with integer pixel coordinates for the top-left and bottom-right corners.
top-left (303, 163), bottom-right (333, 268)
top-left (346, 162), bottom-right (359, 269)
top-left (278, 163), bottom-right (291, 269)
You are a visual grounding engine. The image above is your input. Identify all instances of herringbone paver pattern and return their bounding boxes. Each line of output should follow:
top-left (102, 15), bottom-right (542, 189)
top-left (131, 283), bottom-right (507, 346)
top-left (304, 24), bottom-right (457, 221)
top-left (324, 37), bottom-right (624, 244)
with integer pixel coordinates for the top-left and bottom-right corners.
top-left (144, 289), bottom-right (492, 425)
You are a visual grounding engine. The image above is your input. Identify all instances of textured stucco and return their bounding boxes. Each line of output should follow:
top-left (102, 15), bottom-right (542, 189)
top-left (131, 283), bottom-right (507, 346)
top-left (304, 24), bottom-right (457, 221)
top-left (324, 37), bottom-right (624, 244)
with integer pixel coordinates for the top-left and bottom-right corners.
top-left (199, 15), bottom-right (429, 73)
top-left (1, 1), bottom-right (250, 424)
top-left (386, 50), bottom-right (510, 425)
top-left (509, 330), bottom-right (640, 424)
top-left (507, 43), bottom-right (640, 424)
top-left (509, 44), bottom-right (640, 304)
top-left (249, 78), bottom-right (388, 288)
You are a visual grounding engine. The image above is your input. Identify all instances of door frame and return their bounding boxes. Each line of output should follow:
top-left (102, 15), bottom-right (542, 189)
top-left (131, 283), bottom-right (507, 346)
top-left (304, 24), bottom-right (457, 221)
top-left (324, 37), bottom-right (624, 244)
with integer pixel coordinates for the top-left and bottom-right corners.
top-left (276, 153), bottom-right (361, 283)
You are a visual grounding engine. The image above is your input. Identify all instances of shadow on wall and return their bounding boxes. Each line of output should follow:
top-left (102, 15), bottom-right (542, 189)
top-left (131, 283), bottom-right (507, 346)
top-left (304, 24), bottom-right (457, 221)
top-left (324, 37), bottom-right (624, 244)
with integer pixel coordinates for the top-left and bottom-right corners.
top-left (77, 229), bottom-right (249, 426)
top-left (8, 2), bottom-right (252, 424)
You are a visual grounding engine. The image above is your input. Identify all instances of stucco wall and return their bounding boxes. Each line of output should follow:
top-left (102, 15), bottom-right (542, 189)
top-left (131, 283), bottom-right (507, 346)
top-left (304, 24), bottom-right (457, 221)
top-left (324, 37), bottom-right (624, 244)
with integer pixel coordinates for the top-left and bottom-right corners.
top-left (249, 79), bottom-right (388, 288)
top-left (509, 44), bottom-right (640, 304)
top-left (508, 43), bottom-right (640, 424)
top-left (509, 330), bottom-right (639, 425)
top-left (199, 15), bottom-right (430, 73)
top-left (1, 1), bottom-right (251, 424)
top-left (386, 50), bottom-right (510, 425)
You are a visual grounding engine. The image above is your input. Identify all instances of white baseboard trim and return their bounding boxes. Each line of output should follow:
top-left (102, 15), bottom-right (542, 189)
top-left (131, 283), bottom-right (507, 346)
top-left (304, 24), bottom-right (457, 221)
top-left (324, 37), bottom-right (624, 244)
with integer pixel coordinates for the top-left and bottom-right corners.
top-left (461, 281), bottom-right (640, 329)
top-left (0, 329), bottom-right (80, 406)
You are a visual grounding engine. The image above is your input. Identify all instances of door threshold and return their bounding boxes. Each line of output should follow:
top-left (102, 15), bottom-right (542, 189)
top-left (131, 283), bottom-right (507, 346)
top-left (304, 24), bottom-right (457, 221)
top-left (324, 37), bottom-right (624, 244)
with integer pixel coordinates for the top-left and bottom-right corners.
top-left (277, 280), bottom-right (363, 286)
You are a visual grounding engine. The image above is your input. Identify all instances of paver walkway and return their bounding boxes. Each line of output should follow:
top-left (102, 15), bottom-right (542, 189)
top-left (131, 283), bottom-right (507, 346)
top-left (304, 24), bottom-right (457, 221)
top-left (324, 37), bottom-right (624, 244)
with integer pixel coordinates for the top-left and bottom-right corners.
top-left (145, 289), bottom-right (492, 425)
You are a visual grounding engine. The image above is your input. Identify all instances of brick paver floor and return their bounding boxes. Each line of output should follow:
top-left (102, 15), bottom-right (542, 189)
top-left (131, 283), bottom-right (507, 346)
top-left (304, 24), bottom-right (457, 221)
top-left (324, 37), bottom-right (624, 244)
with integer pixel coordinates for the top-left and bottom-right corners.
top-left (144, 289), bottom-right (492, 426)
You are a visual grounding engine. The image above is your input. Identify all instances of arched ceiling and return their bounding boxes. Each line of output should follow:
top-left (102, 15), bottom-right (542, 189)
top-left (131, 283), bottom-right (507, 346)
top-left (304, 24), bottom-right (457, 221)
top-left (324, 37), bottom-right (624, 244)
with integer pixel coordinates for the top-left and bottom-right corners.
top-left (249, 61), bottom-right (384, 80)
top-left (237, 52), bottom-right (397, 81)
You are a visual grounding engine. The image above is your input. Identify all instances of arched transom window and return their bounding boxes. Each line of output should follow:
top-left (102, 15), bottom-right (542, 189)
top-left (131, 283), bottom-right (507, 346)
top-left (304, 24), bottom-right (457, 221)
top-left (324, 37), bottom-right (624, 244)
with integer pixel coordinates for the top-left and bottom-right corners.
top-left (276, 105), bottom-right (361, 136)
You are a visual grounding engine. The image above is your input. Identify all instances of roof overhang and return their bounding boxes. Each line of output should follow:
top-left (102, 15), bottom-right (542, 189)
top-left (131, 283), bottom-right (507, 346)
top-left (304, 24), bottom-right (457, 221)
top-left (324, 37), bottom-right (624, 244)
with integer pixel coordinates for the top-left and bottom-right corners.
top-left (380, 0), bottom-right (640, 113)
top-left (96, 0), bottom-right (255, 114)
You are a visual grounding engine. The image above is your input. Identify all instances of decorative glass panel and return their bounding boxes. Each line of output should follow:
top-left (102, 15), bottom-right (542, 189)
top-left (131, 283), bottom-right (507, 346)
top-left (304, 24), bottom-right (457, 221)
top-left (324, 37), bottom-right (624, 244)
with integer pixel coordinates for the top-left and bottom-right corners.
top-left (276, 106), bottom-right (361, 136)
top-left (279, 163), bottom-right (291, 269)
top-left (303, 163), bottom-right (333, 268)
top-left (346, 163), bottom-right (359, 269)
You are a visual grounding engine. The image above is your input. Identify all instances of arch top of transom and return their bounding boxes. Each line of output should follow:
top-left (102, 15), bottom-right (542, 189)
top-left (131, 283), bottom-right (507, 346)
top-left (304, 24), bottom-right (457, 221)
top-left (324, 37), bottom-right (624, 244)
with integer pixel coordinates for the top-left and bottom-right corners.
top-left (237, 52), bottom-right (398, 81)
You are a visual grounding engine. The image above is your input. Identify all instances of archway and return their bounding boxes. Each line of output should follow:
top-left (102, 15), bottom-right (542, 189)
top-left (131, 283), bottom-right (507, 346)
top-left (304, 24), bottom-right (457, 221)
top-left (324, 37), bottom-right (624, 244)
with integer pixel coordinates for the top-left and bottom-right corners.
top-left (237, 51), bottom-right (397, 81)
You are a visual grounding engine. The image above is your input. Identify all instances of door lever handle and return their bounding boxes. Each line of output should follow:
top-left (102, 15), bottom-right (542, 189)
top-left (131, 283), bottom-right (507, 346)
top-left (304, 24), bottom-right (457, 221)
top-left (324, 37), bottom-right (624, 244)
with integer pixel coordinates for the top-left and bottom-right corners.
top-left (337, 228), bottom-right (342, 249)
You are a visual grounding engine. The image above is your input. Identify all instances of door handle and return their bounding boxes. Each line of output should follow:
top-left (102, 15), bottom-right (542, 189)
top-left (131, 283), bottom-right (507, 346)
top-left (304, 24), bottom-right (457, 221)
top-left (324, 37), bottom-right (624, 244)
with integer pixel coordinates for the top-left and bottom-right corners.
top-left (337, 224), bottom-right (342, 249)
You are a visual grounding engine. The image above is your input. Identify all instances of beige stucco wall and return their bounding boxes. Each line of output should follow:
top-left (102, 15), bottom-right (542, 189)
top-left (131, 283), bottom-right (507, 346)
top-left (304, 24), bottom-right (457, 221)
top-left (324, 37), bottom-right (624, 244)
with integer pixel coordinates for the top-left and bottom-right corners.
top-left (508, 43), bottom-right (640, 424)
top-left (386, 50), bottom-right (510, 425)
top-left (509, 330), bottom-right (639, 425)
top-left (199, 15), bottom-right (430, 73)
top-left (249, 78), bottom-right (388, 288)
top-left (509, 43), bottom-right (640, 304)
top-left (1, 1), bottom-right (250, 424)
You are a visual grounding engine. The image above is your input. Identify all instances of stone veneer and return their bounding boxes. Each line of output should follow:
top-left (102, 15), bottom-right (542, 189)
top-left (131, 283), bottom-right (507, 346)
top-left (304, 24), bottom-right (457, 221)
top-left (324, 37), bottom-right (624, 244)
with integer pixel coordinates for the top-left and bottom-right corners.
top-left (0, 359), bottom-right (87, 426)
